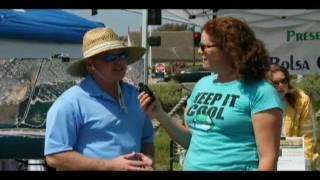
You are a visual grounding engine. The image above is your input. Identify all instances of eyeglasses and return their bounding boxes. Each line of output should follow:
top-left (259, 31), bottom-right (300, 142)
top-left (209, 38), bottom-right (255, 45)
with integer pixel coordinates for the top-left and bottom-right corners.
top-left (199, 43), bottom-right (218, 52)
top-left (102, 51), bottom-right (128, 62)
top-left (272, 78), bottom-right (288, 86)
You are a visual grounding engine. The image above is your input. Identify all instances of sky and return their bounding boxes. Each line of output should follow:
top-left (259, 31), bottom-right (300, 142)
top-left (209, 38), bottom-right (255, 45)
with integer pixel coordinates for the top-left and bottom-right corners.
top-left (64, 9), bottom-right (183, 36)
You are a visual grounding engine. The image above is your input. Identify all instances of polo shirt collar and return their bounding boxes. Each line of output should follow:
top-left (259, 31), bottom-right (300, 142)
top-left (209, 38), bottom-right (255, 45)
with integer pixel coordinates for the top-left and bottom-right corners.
top-left (80, 75), bottom-right (115, 100)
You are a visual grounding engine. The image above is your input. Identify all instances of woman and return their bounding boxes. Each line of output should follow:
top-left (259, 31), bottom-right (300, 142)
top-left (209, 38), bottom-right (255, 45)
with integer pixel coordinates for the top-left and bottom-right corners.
top-left (268, 64), bottom-right (319, 170)
top-left (139, 17), bottom-right (283, 171)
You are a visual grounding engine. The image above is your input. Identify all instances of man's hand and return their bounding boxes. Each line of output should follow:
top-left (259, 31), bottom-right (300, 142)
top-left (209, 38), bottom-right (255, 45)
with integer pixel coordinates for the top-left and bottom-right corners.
top-left (107, 152), bottom-right (153, 171)
top-left (133, 152), bottom-right (154, 170)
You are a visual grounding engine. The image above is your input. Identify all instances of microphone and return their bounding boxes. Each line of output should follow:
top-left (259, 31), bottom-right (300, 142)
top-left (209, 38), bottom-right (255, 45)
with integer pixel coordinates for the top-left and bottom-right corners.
top-left (138, 83), bottom-right (155, 106)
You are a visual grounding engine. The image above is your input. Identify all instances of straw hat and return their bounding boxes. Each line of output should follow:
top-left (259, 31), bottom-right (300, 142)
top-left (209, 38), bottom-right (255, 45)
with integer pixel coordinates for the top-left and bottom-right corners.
top-left (67, 27), bottom-right (146, 77)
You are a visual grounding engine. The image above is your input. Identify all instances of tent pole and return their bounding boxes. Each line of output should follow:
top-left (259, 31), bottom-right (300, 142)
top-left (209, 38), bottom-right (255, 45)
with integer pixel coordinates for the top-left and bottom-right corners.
top-left (142, 10), bottom-right (149, 85)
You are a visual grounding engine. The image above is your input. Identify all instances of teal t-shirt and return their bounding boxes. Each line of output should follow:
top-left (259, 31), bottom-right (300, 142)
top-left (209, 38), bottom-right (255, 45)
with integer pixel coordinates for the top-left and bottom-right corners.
top-left (183, 75), bottom-right (283, 171)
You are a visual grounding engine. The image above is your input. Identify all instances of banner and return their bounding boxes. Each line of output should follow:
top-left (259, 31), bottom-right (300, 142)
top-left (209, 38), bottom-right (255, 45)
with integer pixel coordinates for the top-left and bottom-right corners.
top-left (253, 23), bottom-right (320, 75)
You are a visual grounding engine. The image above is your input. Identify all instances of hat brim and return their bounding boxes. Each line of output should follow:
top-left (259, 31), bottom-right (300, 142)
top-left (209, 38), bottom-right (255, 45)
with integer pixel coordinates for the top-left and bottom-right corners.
top-left (66, 46), bottom-right (146, 77)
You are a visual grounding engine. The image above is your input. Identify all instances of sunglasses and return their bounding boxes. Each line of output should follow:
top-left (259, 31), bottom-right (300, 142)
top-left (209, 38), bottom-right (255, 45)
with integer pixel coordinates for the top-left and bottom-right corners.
top-left (272, 78), bottom-right (288, 86)
top-left (102, 51), bottom-right (128, 62)
top-left (199, 43), bottom-right (219, 52)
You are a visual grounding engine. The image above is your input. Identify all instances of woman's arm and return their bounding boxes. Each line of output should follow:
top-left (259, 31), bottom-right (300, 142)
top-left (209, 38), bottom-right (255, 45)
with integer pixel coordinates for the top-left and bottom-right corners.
top-left (252, 108), bottom-right (282, 171)
top-left (155, 110), bottom-right (191, 149)
top-left (139, 92), bottom-right (191, 149)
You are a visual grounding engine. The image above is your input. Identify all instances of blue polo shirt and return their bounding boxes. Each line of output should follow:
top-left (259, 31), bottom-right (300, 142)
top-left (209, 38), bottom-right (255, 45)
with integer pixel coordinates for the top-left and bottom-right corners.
top-left (44, 76), bottom-right (154, 159)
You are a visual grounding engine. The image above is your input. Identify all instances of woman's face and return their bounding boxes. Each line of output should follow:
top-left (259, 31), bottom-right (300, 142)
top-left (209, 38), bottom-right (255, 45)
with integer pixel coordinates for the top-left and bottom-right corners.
top-left (198, 30), bottom-right (230, 74)
top-left (271, 70), bottom-right (289, 99)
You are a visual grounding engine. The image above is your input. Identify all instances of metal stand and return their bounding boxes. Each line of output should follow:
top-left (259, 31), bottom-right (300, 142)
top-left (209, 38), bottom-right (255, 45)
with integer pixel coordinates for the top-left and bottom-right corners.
top-left (27, 159), bottom-right (46, 171)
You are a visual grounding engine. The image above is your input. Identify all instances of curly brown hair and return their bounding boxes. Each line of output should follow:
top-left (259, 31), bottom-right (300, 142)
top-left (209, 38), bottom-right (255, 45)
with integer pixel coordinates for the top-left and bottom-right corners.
top-left (202, 17), bottom-right (270, 82)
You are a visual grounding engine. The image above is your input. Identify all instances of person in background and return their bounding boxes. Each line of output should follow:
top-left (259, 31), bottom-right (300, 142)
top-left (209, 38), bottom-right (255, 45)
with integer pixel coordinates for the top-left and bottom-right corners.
top-left (139, 17), bottom-right (283, 171)
top-left (44, 27), bottom-right (154, 171)
top-left (268, 64), bottom-right (319, 170)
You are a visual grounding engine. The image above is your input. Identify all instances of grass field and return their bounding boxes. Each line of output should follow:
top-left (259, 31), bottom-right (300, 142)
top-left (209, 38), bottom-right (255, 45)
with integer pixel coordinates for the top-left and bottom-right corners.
top-left (154, 126), bottom-right (183, 171)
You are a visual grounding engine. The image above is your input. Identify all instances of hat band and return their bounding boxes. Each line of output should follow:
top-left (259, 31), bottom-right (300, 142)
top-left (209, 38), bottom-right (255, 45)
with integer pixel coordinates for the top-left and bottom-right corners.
top-left (83, 40), bottom-right (125, 58)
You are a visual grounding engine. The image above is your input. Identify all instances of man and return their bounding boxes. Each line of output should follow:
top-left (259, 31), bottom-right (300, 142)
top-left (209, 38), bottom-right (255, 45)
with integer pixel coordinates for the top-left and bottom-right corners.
top-left (44, 27), bottom-right (154, 171)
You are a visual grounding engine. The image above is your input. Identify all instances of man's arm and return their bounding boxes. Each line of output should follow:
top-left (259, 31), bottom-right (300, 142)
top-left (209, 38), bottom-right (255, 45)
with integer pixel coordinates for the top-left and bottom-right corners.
top-left (46, 151), bottom-right (152, 171)
top-left (141, 143), bottom-right (155, 169)
top-left (142, 143), bottom-right (155, 159)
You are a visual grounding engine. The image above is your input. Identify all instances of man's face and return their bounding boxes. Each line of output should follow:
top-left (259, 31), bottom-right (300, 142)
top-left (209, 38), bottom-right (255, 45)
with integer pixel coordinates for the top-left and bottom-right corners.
top-left (88, 50), bottom-right (128, 82)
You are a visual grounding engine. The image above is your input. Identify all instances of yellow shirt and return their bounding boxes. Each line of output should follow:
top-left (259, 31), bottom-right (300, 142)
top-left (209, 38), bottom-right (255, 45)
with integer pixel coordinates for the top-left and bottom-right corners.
top-left (283, 89), bottom-right (319, 170)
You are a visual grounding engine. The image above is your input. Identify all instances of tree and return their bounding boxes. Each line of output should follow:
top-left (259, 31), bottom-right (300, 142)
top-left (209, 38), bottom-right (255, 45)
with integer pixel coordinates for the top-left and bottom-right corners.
top-left (294, 74), bottom-right (320, 110)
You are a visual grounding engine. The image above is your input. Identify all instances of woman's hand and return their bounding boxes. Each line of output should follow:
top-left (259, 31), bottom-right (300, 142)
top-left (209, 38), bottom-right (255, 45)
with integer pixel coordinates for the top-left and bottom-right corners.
top-left (138, 91), bottom-right (163, 119)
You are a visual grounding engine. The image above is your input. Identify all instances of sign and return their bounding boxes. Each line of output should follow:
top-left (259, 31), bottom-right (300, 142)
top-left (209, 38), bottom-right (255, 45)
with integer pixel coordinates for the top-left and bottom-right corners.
top-left (277, 137), bottom-right (306, 171)
top-left (253, 23), bottom-right (320, 75)
top-left (155, 63), bottom-right (166, 73)
top-left (161, 10), bottom-right (320, 74)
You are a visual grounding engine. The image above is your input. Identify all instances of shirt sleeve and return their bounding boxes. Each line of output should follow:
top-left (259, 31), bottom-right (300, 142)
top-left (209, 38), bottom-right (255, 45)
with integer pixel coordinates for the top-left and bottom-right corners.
top-left (44, 98), bottom-right (79, 156)
top-left (187, 80), bottom-right (201, 106)
top-left (251, 81), bottom-right (284, 115)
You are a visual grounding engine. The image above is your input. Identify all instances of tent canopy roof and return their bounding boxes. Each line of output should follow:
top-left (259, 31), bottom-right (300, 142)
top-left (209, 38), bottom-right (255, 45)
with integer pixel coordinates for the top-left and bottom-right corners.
top-left (0, 9), bottom-right (105, 43)
top-left (163, 9), bottom-right (320, 28)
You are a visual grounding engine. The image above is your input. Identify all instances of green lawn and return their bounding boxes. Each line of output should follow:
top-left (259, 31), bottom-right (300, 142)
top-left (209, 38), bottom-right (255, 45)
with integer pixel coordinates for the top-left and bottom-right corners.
top-left (154, 126), bottom-right (170, 170)
top-left (150, 82), bottom-right (188, 171)
top-left (154, 126), bottom-right (183, 171)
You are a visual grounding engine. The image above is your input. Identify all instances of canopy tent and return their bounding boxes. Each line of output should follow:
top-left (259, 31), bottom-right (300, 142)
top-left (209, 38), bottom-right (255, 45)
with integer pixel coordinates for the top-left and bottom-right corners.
top-left (164, 9), bottom-right (320, 29)
top-left (0, 9), bottom-right (104, 43)
top-left (0, 10), bottom-right (104, 161)
top-left (0, 9), bottom-right (105, 59)
top-left (163, 9), bottom-right (320, 75)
